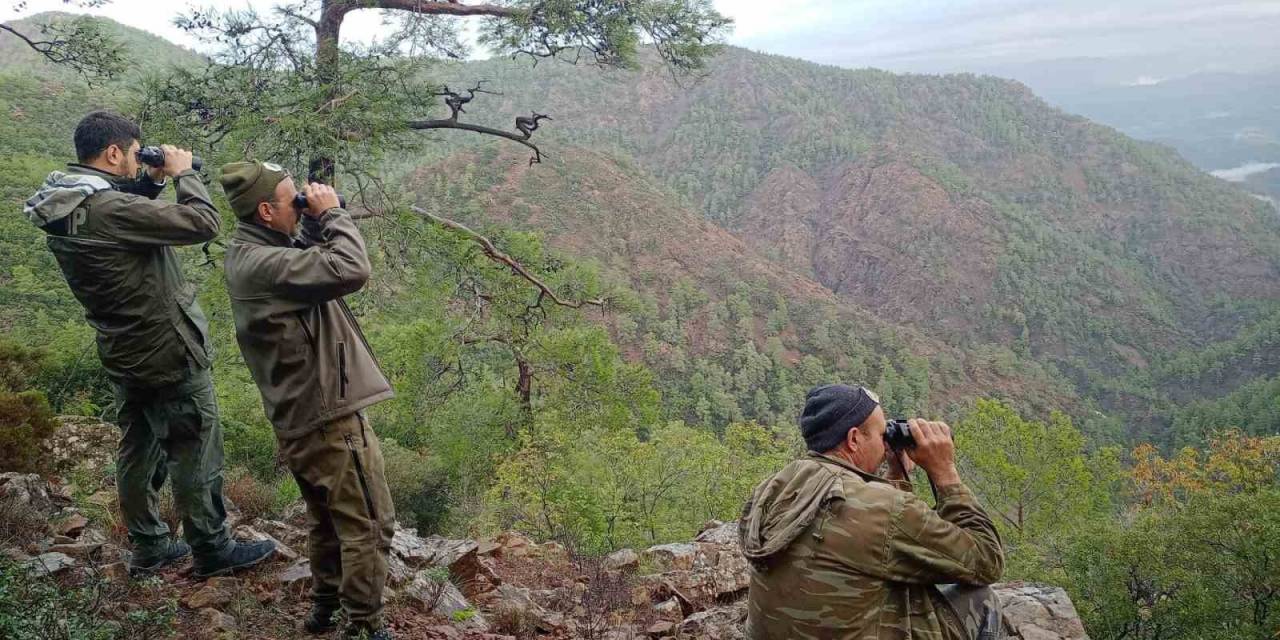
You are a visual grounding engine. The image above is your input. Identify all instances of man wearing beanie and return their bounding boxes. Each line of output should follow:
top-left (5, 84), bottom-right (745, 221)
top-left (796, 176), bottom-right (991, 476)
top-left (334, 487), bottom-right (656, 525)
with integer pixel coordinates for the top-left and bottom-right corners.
top-left (220, 162), bottom-right (396, 639)
top-left (739, 384), bottom-right (1005, 640)
top-left (25, 112), bottom-right (273, 578)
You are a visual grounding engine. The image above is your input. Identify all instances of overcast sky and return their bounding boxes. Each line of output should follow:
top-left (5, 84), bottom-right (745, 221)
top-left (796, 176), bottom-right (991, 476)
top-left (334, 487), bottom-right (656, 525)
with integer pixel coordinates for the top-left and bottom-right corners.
top-left (10, 0), bottom-right (1280, 80)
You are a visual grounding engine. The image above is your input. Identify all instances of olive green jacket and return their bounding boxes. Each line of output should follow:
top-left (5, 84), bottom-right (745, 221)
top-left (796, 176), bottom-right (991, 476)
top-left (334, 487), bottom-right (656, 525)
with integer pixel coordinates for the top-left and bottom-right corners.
top-left (24, 164), bottom-right (219, 390)
top-left (739, 452), bottom-right (1004, 640)
top-left (223, 210), bottom-right (393, 440)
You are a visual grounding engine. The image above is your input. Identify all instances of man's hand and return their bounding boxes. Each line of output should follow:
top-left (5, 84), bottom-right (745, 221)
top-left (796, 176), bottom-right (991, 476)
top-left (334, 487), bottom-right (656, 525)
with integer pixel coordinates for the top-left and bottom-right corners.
top-left (159, 144), bottom-right (193, 177)
top-left (303, 183), bottom-right (341, 217)
top-left (903, 419), bottom-right (961, 487)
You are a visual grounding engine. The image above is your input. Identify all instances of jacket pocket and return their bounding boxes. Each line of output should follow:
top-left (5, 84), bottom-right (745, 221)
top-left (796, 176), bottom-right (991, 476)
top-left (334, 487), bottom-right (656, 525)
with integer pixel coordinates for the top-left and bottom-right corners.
top-left (174, 285), bottom-right (212, 368)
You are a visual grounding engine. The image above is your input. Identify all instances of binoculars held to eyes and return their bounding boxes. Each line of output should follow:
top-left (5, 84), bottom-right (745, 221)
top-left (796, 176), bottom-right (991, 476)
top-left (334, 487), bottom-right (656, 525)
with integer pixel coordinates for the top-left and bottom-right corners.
top-left (136, 146), bottom-right (204, 172)
top-left (884, 419), bottom-right (915, 450)
top-left (293, 192), bottom-right (347, 212)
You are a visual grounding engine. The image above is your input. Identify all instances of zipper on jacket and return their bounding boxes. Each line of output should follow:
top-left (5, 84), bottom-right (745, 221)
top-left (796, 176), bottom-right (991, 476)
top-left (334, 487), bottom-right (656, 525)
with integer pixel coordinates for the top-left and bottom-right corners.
top-left (338, 341), bottom-right (348, 399)
top-left (295, 311), bottom-right (316, 349)
top-left (344, 433), bottom-right (379, 523)
top-left (338, 300), bottom-right (383, 372)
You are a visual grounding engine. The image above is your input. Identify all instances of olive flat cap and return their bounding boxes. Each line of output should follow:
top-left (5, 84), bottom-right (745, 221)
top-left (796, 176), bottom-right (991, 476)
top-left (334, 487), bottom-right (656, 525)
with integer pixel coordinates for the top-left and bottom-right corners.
top-left (219, 161), bottom-right (289, 220)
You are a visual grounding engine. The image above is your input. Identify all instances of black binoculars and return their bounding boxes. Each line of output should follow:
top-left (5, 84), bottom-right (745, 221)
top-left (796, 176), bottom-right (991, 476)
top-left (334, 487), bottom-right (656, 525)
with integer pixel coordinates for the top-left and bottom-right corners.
top-left (884, 419), bottom-right (915, 450)
top-left (136, 146), bottom-right (204, 172)
top-left (293, 192), bottom-right (347, 212)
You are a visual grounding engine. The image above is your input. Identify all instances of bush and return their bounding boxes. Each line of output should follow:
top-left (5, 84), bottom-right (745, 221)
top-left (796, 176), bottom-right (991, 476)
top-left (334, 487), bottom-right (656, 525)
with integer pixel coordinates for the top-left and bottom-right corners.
top-left (381, 439), bottom-right (451, 533)
top-left (0, 390), bottom-right (58, 473)
top-left (0, 560), bottom-right (177, 639)
top-left (223, 467), bottom-right (283, 522)
top-left (221, 417), bottom-right (280, 479)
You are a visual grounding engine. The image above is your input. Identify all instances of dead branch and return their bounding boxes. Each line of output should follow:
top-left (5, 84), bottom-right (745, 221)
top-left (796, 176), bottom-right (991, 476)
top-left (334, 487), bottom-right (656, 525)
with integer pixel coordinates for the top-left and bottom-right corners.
top-left (408, 205), bottom-right (604, 309)
top-left (407, 118), bottom-right (548, 164)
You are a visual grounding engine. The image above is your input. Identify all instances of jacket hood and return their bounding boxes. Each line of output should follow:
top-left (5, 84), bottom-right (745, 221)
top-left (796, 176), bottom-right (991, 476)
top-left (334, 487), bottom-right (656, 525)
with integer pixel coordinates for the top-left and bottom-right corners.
top-left (739, 454), bottom-right (846, 563)
top-left (23, 167), bottom-right (114, 228)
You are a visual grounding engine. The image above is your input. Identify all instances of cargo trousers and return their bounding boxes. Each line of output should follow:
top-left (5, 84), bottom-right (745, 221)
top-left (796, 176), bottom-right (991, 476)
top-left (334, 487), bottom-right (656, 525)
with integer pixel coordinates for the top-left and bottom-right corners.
top-left (940, 584), bottom-right (1004, 640)
top-left (278, 411), bottom-right (396, 628)
top-left (112, 367), bottom-right (232, 559)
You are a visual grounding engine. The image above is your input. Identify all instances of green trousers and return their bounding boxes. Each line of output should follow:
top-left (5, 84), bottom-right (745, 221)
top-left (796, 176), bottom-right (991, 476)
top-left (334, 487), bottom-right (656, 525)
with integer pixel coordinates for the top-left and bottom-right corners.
top-left (279, 412), bottom-right (396, 628)
top-left (112, 367), bottom-right (231, 559)
top-left (940, 584), bottom-right (1004, 640)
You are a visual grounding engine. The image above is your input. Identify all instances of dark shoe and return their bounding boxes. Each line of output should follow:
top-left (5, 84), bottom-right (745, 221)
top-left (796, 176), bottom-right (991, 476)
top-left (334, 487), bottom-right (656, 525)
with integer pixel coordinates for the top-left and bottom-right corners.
top-left (192, 539), bottom-right (276, 578)
top-left (344, 623), bottom-right (394, 640)
top-left (129, 538), bottom-right (191, 575)
top-left (302, 605), bottom-right (339, 634)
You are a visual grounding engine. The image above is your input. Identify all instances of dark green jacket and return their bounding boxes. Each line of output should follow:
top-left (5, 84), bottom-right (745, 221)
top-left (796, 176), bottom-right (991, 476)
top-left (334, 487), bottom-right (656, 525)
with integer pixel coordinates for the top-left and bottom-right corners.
top-left (223, 210), bottom-right (393, 440)
top-left (24, 164), bottom-right (219, 390)
top-left (739, 453), bottom-right (1004, 640)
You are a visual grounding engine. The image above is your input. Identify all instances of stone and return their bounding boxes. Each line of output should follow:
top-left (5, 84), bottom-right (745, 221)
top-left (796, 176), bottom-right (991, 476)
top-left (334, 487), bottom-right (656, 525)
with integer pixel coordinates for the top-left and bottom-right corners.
top-left (694, 520), bottom-right (738, 545)
top-left (540, 541), bottom-right (569, 563)
top-left (87, 489), bottom-right (115, 509)
top-left (494, 531), bottom-right (533, 558)
top-left (183, 580), bottom-right (238, 609)
top-left (277, 560), bottom-right (312, 586)
top-left (653, 597), bottom-right (683, 623)
top-left (197, 608), bottom-right (237, 634)
top-left (100, 562), bottom-right (129, 582)
top-left (642, 543), bottom-right (698, 572)
top-left (488, 584), bottom-right (564, 633)
top-left (604, 548), bottom-right (640, 572)
top-left (677, 605), bottom-right (747, 640)
top-left (22, 552), bottom-right (76, 577)
top-left (646, 620), bottom-right (676, 637)
top-left (251, 518), bottom-right (306, 548)
top-left (0, 473), bottom-right (55, 514)
top-left (52, 512), bottom-right (89, 538)
top-left (406, 572), bottom-right (474, 618)
top-left (233, 524), bottom-right (298, 561)
top-left (995, 582), bottom-right (1091, 640)
top-left (48, 542), bottom-right (104, 560)
top-left (477, 539), bottom-right (502, 556)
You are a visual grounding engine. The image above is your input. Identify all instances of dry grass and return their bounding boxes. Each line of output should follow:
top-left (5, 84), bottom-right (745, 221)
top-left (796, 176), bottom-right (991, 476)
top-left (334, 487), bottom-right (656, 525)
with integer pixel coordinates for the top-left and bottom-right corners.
top-left (0, 495), bottom-right (47, 550)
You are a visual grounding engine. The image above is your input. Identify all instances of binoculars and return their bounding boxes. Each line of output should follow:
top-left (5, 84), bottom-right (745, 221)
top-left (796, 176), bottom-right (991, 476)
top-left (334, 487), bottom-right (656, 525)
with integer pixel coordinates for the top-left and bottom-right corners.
top-left (136, 146), bottom-right (204, 172)
top-left (884, 419), bottom-right (915, 450)
top-left (293, 192), bottom-right (347, 212)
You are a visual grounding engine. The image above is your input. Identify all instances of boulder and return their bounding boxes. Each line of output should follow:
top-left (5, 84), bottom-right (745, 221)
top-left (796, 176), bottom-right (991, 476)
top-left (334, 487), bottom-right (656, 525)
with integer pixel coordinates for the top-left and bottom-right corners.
top-left (677, 605), bottom-right (747, 639)
top-left (488, 584), bottom-right (564, 633)
top-left (642, 543), bottom-right (698, 572)
top-left (390, 526), bottom-right (497, 597)
top-left (603, 548), bottom-right (640, 572)
top-left (996, 583), bottom-right (1091, 640)
top-left (494, 531), bottom-right (534, 558)
top-left (694, 520), bottom-right (738, 545)
top-left (43, 416), bottom-right (118, 475)
top-left (0, 473), bottom-right (55, 514)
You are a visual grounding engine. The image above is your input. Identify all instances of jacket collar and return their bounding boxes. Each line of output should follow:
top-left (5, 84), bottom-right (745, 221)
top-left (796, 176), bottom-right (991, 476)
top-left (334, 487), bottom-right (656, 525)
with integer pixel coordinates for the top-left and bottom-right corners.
top-left (233, 219), bottom-right (296, 248)
top-left (65, 163), bottom-right (128, 186)
top-left (806, 451), bottom-right (895, 486)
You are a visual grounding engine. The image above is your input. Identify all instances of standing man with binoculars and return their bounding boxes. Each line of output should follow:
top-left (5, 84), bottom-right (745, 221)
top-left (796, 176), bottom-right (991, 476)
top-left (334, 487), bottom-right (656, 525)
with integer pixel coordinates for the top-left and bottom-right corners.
top-left (23, 111), bottom-right (275, 577)
top-left (739, 383), bottom-right (1006, 640)
top-left (219, 161), bottom-right (396, 639)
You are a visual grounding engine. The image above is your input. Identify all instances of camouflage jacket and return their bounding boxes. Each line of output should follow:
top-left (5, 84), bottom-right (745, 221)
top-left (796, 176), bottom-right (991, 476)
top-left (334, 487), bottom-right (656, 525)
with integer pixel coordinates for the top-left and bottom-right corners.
top-left (24, 164), bottom-right (220, 391)
top-left (739, 452), bottom-right (1004, 640)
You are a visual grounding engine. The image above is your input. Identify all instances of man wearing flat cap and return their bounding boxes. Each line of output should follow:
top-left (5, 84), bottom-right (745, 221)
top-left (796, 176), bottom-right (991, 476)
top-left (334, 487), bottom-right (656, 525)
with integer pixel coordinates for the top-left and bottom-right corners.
top-left (739, 384), bottom-right (1005, 640)
top-left (219, 162), bottom-right (396, 640)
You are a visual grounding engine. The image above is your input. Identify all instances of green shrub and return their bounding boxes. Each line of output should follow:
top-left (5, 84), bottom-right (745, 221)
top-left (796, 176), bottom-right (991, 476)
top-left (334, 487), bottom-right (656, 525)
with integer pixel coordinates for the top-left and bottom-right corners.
top-left (0, 390), bottom-right (58, 473)
top-left (381, 439), bottom-right (451, 533)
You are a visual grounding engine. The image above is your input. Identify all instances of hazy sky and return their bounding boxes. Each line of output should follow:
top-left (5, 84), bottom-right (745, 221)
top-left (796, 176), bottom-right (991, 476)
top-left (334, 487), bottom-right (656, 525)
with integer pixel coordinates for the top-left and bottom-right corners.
top-left (10, 0), bottom-right (1280, 79)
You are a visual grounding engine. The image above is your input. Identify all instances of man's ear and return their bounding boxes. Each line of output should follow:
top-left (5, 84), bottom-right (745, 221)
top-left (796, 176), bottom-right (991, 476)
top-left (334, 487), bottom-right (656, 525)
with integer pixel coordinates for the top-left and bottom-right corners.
top-left (257, 201), bottom-right (273, 224)
top-left (845, 425), bottom-right (859, 452)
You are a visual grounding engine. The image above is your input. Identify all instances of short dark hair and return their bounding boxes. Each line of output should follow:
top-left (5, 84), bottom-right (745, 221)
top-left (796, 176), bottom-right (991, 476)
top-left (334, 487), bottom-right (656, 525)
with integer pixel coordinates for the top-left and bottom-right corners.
top-left (73, 111), bottom-right (141, 163)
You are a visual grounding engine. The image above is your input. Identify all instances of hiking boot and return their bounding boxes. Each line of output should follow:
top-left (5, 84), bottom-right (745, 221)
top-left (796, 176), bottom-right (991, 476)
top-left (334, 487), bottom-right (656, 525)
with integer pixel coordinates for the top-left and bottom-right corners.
top-left (192, 539), bottom-right (276, 578)
top-left (344, 623), bottom-right (394, 640)
top-left (129, 538), bottom-right (191, 575)
top-left (302, 604), bottom-right (339, 634)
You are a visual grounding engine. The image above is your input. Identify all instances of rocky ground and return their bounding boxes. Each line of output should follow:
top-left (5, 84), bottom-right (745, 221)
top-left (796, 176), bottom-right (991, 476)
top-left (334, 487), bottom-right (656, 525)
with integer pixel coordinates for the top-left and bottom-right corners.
top-left (0, 419), bottom-right (1091, 639)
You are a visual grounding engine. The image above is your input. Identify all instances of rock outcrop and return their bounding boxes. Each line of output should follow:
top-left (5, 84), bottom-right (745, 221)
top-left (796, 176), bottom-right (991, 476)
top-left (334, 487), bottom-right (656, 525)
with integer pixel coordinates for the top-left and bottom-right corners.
top-left (0, 472), bottom-right (1090, 639)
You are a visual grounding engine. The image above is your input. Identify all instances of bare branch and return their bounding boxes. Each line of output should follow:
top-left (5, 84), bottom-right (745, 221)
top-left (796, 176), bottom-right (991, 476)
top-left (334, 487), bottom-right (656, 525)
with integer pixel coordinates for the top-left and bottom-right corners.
top-left (347, 0), bottom-right (523, 18)
top-left (407, 117), bottom-right (548, 165)
top-left (407, 205), bottom-right (605, 309)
